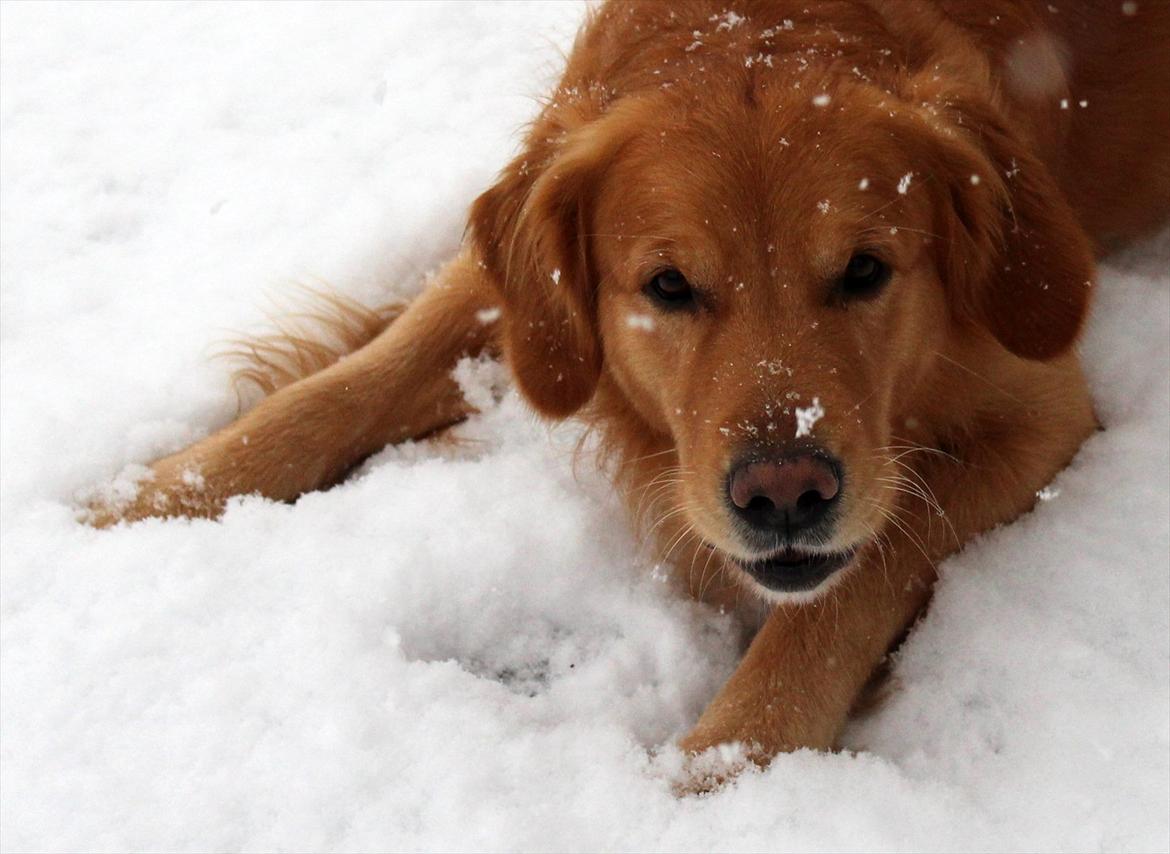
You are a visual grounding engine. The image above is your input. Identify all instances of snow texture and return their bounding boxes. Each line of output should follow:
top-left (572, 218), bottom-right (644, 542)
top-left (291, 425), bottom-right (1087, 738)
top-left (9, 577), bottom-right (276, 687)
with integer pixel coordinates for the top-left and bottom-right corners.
top-left (1, 3), bottom-right (1168, 852)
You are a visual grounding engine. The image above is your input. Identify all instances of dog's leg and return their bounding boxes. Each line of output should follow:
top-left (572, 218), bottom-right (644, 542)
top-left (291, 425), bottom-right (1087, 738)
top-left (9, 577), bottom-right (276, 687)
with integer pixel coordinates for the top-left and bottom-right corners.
top-left (679, 408), bottom-right (1094, 766)
top-left (88, 248), bottom-right (499, 525)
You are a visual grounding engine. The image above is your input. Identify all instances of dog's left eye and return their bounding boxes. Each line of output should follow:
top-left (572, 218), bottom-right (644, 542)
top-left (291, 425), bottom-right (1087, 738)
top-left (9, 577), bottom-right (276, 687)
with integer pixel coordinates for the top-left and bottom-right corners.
top-left (837, 253), bottom-right (890, 301)
top-left (644, 268), bottom-right (696, 309)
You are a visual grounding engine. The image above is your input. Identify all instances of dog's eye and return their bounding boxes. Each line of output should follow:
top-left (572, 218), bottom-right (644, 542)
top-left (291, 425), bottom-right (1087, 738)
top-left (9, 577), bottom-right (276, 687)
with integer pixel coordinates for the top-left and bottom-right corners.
top-left (837, 253), bottom-right (890, 301)
top-left (644, 268), bottom-right (695, 308)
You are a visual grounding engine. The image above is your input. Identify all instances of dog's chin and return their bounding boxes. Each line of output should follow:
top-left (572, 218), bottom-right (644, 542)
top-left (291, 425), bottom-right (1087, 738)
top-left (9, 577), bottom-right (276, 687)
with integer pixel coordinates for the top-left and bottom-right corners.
top-left (732, 546), bottom-right (858, 600)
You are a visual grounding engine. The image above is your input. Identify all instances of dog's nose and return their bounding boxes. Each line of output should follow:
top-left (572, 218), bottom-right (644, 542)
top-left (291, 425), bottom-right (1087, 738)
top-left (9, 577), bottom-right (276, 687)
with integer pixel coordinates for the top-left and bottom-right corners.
top-left (728, 452), bottom-right (841, 535)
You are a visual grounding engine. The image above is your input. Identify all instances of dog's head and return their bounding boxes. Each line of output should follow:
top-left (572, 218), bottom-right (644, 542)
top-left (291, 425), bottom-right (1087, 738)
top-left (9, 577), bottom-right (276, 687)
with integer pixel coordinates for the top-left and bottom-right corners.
top-left (471, 74), bottom-right (1092, 600)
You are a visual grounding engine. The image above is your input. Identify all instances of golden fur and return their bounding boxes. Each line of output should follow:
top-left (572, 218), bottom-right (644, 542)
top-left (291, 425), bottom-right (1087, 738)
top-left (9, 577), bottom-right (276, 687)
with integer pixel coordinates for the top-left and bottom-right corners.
top-left (223, 287), bottom-right (405, 401)
top-left (89, 0), bottom-right (1170, 779)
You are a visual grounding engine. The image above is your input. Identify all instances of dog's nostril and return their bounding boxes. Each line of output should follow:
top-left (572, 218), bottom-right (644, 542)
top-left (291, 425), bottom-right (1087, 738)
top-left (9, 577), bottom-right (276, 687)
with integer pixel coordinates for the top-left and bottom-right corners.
top-left (746, 495), bottom-right (775, 514)
top-left (796, 489), bottom-right (824, 512)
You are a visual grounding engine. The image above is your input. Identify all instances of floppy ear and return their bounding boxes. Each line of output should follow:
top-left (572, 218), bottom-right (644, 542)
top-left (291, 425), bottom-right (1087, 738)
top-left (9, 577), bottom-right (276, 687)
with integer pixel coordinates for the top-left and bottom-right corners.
top-left (470, 109), bottom-right (636, 418)
top-left (908, 96), bottom-right (1095, 360)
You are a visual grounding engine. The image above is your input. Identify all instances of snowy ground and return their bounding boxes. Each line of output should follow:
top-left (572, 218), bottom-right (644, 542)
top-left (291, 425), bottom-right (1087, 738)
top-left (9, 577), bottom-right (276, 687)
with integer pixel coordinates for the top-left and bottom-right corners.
top-left (1, 3), bottom-right (1167, 851)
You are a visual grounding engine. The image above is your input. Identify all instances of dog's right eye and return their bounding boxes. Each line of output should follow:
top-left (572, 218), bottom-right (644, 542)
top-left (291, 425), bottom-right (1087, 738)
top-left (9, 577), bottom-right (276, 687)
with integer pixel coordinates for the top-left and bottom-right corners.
top-left (836, 253), bottom-right (890, 302)
top-left (644, 268), bottom-right (695, 309)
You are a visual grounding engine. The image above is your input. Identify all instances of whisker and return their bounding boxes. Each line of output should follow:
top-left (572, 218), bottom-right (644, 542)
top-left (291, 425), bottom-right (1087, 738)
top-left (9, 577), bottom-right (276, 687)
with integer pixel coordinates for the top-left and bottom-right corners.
top-left (864, 499), bottom-right (936, 573)
top-left (933, 352), bottom-right (1024, 404)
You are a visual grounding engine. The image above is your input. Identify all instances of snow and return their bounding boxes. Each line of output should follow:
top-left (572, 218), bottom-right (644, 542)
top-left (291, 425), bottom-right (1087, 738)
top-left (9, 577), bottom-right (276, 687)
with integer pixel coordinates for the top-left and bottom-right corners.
top-left (625, 313), bottom-right (656, 332)
top-left (1, 3), bottom-right (1168, 851)
top-left (794, 397), bottom-right (826, 439)
top-left (474, 306), bottom-right (502, 325)
top-left (711, 10), bottom-right (746, 32)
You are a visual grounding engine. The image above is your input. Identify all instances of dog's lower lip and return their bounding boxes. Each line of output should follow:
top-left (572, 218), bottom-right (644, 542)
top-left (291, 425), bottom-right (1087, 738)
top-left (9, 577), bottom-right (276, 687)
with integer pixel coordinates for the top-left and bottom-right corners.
top-left (736, 547), bottom-right (857, 592)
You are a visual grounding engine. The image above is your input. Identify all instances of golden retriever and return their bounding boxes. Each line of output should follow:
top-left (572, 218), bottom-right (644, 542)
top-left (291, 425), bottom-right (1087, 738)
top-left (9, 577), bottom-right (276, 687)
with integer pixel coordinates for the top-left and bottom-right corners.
top-left (89, 0), bottom-right (1170, 773)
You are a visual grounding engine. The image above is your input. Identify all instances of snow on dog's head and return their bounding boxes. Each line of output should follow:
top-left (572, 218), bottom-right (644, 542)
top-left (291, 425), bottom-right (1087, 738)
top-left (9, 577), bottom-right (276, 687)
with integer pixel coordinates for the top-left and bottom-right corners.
top-left (471, 44), bottom-right (1092, 601)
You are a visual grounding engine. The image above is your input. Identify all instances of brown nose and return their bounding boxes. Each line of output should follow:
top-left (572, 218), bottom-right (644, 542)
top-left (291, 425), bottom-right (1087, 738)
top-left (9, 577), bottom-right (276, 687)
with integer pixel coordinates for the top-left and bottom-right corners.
top-left (728, 452), bottom-right (841, 535)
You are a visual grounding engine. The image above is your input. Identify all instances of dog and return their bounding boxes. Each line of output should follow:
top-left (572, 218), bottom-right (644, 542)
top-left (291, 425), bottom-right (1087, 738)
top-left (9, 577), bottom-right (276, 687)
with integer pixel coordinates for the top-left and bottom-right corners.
top-left (89, 0), bottom-right (1170, 772)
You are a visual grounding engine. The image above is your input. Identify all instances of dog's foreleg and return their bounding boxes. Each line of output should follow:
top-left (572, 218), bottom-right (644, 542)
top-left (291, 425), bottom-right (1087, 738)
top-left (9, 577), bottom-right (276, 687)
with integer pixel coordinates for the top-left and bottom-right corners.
top-left (89, 248), bottom-right (498, 524)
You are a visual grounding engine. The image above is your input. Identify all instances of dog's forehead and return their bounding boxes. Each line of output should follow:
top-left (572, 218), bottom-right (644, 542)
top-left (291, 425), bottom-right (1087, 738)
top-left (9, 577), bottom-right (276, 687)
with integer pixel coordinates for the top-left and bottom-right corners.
top-left (614, 87), bottom-right (913, 228)
top-left (603, 107), bottom-right (913, 281)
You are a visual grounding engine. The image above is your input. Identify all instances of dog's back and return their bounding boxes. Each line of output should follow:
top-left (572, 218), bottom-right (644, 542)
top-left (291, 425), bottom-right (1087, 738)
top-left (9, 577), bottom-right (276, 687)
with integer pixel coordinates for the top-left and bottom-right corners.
top-left (935, 0), bottom-right (1170, 249)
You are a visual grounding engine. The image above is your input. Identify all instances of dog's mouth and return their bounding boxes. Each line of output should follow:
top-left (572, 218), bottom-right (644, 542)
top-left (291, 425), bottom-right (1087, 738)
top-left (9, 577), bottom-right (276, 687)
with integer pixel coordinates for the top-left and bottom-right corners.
top-left (733, 546), bottom-right (858, 593)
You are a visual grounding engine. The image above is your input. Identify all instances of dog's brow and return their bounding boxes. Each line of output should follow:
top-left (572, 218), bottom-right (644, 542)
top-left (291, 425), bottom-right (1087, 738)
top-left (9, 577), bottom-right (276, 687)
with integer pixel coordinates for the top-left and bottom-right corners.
top-left (858, 181), bottom-right (926, 222)
top-left (585, 232), bottom-right (679, 242)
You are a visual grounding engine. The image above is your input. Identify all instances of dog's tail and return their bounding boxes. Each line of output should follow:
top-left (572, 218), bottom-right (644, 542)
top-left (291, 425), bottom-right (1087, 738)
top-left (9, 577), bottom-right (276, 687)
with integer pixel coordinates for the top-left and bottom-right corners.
top-left (219, 285), bottom-right (407, 408)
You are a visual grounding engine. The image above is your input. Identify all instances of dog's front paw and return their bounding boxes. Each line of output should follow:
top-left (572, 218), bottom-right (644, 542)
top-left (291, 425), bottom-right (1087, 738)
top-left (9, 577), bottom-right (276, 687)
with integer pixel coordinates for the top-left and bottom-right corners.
top-left (78, 462), bottom-right (157, 527)
top-left (673, 730), bottom-right (763, 796)
top-left (673, 729), bottom-right (762, 790)
top-left (79, 458), bottom-right (220, 527)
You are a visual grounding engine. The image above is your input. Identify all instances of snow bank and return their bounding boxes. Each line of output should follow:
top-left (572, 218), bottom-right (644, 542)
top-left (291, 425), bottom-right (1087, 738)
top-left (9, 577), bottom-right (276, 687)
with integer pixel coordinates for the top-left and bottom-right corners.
top-left (1, 3), bottom-right (1166, 851)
